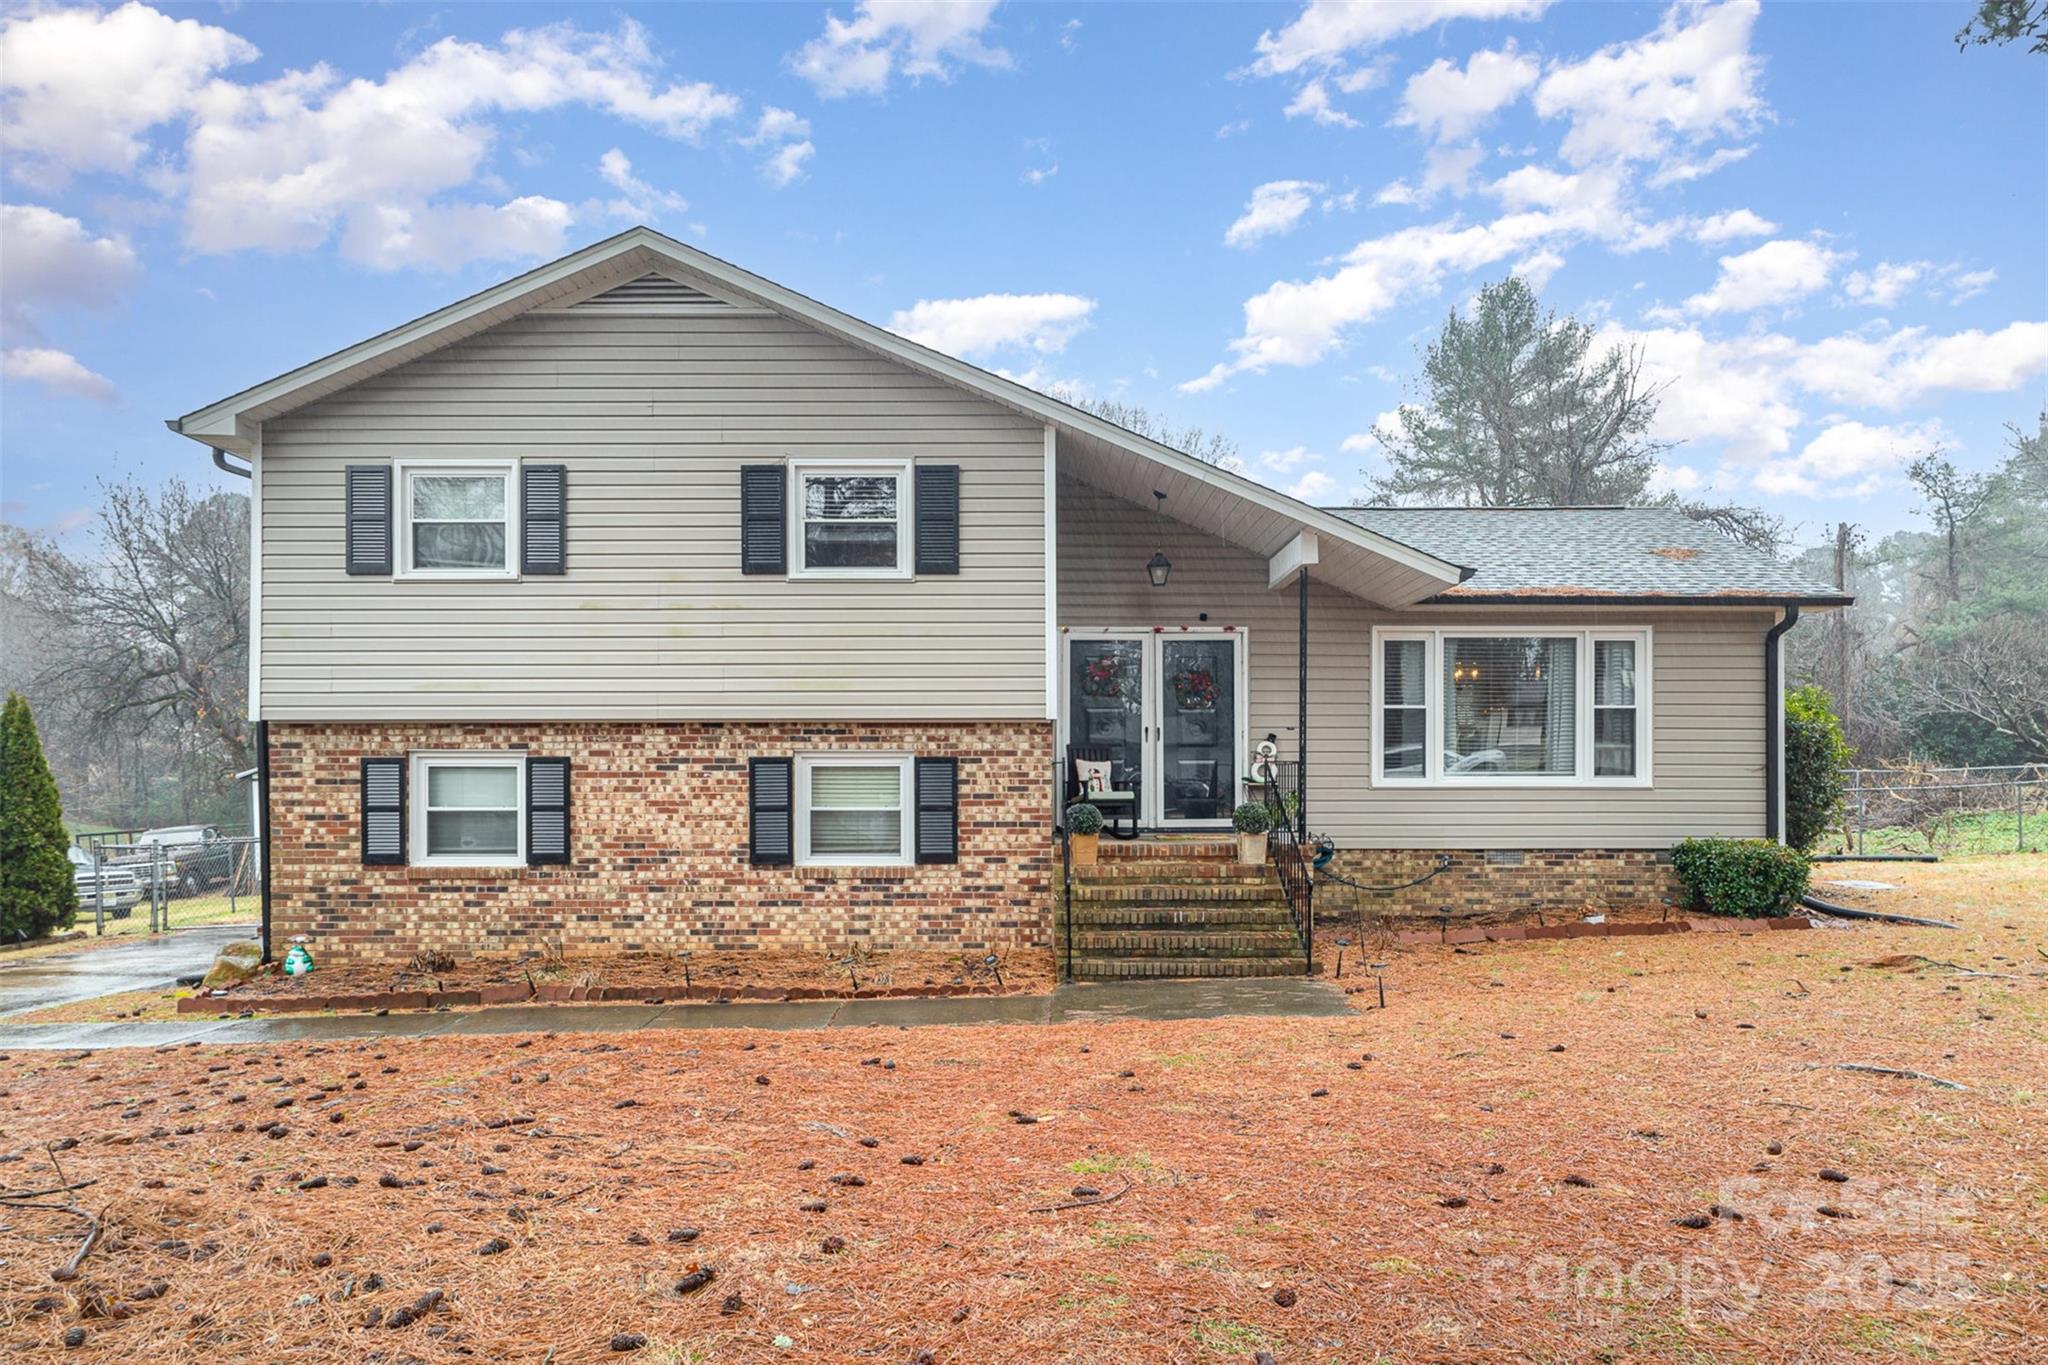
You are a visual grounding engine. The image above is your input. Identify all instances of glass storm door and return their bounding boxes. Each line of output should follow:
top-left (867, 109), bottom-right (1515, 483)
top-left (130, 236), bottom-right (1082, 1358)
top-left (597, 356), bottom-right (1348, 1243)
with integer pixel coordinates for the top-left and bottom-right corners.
top-left (1157, 637), bottom-right (1239, 825)
top-left (1064, 632), bottom-right (1244, 829)
top-left (1067, 636), bottom-right (1146, 815)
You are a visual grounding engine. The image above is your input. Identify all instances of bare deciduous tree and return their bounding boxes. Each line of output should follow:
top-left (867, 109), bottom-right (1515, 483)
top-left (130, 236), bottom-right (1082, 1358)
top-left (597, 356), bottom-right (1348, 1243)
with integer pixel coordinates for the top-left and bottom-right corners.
top-left (17, 478), bottom-right (249, 764)
top-left (1050, 392), bottom-right (1241, 468)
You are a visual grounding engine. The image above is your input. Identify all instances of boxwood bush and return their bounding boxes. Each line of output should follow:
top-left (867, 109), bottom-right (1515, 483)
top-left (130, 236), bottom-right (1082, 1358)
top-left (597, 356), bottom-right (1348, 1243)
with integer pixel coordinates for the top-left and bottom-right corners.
top-left (1064, 802), bottom-right (1104, 836)
top-left (1671, 837), bottom-right (1811, 918)
top-left (1232, 801), bottom-right (1272, 835)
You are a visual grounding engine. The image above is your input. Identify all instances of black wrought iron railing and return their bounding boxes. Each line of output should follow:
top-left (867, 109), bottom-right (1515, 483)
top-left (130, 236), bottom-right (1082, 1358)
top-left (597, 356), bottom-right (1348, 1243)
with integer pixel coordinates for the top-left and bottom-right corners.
top-left (1255, 761), bottom-right (1313, 973)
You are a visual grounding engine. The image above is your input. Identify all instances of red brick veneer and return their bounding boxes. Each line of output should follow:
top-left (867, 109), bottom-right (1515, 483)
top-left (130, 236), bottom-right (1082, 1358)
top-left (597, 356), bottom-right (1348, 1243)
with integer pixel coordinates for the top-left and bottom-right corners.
top-left (1316, 847), bottom-right (1682, 923)
top-left (266, 721), bottom-right (1054, 961)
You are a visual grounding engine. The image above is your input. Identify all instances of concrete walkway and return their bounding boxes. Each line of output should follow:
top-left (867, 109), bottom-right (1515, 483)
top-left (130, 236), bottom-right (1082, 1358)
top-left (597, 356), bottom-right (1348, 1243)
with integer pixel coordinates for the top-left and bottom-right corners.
top-left (0, 924), bottom-right (255, 1019)
top-left (0, 975), bottom-right (1350, 1051)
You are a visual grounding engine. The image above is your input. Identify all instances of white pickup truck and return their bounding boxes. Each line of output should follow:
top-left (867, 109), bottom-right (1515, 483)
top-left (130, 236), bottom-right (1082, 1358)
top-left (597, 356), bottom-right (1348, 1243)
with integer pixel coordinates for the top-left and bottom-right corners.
top-left (70, 847), bottom-right (144, 917)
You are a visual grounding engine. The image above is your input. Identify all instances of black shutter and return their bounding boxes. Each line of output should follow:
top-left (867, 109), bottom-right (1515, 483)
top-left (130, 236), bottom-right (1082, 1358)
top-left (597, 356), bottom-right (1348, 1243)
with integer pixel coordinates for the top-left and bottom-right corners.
top-left (914, 465), bottom-right (960, 575)
top-left (749, 757), bottom-right (793, 865)
top-left (521, 465), bottom-right (567, 575)
top-left (526, 757), bottom-right (570, 865)
top-left (345, 465), bottom-right (393, 575)
top-left (740, 465), bottom-right (786, 574)
top-left (915, 757), bottom-right (959, 864)
top-left (361, 757), bottom-right (405, 865)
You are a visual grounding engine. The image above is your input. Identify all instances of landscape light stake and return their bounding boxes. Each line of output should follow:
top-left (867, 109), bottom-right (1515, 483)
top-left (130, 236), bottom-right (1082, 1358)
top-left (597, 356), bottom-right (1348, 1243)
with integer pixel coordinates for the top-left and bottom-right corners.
top-left (1370, 963), bottom-right (1388, 1010)
top-left (986, 953), bottom-right (1004, 989)
top-left (679, 950), bottom-right (692, 993)
top-left (1334, 937), bottom-right (1351, 980)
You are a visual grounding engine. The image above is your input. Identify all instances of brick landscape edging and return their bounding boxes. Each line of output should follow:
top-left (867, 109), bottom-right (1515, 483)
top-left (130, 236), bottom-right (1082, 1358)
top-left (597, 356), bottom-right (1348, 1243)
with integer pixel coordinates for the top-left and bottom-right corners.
top-left (176, 979), bottom-right (1008, 1016)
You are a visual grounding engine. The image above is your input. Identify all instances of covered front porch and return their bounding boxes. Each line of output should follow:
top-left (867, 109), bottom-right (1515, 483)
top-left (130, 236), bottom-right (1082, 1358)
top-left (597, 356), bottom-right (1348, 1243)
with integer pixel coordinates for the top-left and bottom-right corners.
top-left (1047, 423), bottom-right (1466, 835)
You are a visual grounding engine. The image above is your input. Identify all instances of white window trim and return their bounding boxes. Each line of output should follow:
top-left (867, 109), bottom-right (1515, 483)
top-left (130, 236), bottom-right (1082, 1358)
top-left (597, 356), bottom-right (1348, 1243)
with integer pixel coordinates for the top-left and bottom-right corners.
top-left (409, 751), bottom-right (526, 867)
top-left (394, 458), bottom-right (520, 581)
top-left (1369, 626), bottom-right (1653, 789)
top-left (787, 458), bottom-right (912, 581)
top-left (795, 753), bottom-right (913, 867)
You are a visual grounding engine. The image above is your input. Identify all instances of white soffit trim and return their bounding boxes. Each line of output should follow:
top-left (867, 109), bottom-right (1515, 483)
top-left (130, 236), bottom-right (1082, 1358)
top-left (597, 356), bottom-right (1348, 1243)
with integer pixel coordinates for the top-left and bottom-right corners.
top-left (165, 228), bottom-right (1464, 594)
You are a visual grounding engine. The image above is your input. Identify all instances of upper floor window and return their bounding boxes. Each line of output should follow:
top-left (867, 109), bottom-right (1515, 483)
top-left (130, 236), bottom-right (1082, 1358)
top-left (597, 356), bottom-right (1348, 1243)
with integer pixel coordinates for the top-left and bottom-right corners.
top-left (1371, 627), bottom-right (1652, 787)
top-left (397, 460), bottom-right (517, 579)
top-left (789, 461), bottom-right (908, 578)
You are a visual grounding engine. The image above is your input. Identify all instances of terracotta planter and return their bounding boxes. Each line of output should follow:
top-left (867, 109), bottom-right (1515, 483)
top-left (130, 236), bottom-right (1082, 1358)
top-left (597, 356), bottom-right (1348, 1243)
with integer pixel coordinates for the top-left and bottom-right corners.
top-left (1237, 831), bottom-right (1268, 865)
top-left (1070, 832), bottom-right (1100, 866)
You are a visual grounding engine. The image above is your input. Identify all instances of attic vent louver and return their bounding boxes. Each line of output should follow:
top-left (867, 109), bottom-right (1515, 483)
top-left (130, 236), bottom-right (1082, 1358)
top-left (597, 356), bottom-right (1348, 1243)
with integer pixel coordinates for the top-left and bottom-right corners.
top-left (570, 273), bottom-right (734, 313)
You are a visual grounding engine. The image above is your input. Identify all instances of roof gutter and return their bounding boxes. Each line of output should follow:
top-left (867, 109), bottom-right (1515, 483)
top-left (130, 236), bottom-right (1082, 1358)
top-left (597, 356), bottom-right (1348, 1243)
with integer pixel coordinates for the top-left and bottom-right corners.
top-left (1425, 593), bottom-right (1853, 609)
top-left (1763, 605), bottom-right (1801, 843)
top-left (211, 446), bottom-right (251, 479)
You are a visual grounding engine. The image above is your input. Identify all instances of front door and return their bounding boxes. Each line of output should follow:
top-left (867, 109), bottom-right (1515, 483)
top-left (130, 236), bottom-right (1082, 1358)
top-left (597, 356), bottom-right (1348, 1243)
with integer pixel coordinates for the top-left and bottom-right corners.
top-left (1063, 631), bottom-right (1246, 829)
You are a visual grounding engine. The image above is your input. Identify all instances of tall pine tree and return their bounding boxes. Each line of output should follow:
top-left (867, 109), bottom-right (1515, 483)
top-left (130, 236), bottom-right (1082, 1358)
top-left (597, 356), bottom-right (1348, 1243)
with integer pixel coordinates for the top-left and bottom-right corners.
top-left (0, 692), bottom-right (75, 940)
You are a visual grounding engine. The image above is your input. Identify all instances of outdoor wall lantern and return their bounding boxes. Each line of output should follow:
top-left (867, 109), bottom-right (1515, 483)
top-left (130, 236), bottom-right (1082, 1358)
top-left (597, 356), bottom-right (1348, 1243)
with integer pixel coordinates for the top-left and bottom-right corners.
top-left (1146, 489), bottom-right (1172, 587)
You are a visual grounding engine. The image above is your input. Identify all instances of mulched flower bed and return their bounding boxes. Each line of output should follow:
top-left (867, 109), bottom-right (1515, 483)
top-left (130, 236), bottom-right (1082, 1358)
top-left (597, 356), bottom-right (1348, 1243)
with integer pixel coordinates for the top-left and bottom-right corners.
top-left (189, 948), bottom-right (1056, 1016)
top-left (3, 858), bottom-right (2043, 1361)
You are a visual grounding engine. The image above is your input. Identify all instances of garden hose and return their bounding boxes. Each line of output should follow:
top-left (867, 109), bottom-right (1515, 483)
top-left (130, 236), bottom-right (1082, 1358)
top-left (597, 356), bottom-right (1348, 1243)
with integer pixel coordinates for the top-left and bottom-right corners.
top-left (1310, 838), bottom-right (1456, 895)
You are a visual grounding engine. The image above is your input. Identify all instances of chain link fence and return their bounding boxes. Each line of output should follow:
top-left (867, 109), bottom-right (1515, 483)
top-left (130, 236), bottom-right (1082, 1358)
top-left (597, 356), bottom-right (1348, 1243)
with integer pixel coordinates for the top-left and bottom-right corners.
top-left (1823, 764), bottom-right (2047, 858)
top-left (71, 828), bottom-right (262, 937)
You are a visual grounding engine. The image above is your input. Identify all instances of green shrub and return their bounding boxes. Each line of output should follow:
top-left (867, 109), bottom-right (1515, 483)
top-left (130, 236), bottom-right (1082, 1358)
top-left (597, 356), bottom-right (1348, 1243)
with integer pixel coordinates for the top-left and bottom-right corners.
top-left (0, 693), bottom-right (76, 941)
top-left (1784, 685), bottom-right (1851, 853)
top-left (1232, 801), bottom-right (1272, 834)
top-left (1671, 837), bottom-right (1811, 918)
top-left (1064, 802), bottom-right (1104, 836)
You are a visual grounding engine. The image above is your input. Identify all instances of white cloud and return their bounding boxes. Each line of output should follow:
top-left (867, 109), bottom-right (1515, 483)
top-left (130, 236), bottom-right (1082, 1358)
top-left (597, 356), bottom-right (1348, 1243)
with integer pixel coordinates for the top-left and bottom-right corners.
top-left (1593, 321), bottom-right (1804, 458)
top-left (1021, 162), bottom-right (1058, 186)
top-left (1340, 431), bottom-right (1379, 455)
top-left (1684, 238), bottom-right (1841, 315)
top-left (342, 197), bottom-right (576, 272)
top-left (1794, 321), bottom-right (2048, 409)
top-left (1842, 260), bottom-right (1924, 309)
top-left (888, 292), bottom-right (1096, 358)
top-left (0, 1), bottom-right (257, 184)
top-left (1691, 207), bottom-right (1775, 243)
top-left (179, 17), bottom-right (740, 268)
top-left (1945, 267), bottom-right (1996, 303)
top-left (1646, 143), bottom-right (1753, 187)
top-left (2, 347), bottom-right (117, 402)
top-left (1260, 446), bottom-right (1313, 472)
top-left (598, 148), bottom-right (688, 220)
top-left (741, 106), bottom-right (814, 186)
top-left (1378, 143), bottom-right (1490, 208)
top-left (1184, 202), bottom-right (1615, 391)
top-left (1217, 118), bottom-right (1252, 139)
top-left (1394, 45), bottom-right (1539, 143)
top-left (1533, 0), bottom-right (1764, 175)
top-left (0, 205), bottom-right (140, 342)
top-left (1283, 79), bottom-right (1359, 128)
top-left (1513, 246), bottom-right (1566, 292)
top-left (1648, 460), bottom-right (1704, 493)
top-left (1285, 470), bottom-right (1339, 501)
top-left (1753, 419), bottom-right (1950, 497)
top-left (1248, 0), bottom-right (1553, 78)
top-left (1060, 18), bottom-right (1082, 51)
top-left (791, 0), bottom-right (1010, 98)
top-left (1225, 180), bottom-right (1326, 248)
top-left (764, 140), bottom-right (816, 187)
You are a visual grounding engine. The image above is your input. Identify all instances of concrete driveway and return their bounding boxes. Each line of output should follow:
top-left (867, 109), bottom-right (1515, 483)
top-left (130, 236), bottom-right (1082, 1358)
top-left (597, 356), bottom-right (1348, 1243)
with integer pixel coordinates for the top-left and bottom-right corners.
top-left (0, 924), bottom-right (255, 1017)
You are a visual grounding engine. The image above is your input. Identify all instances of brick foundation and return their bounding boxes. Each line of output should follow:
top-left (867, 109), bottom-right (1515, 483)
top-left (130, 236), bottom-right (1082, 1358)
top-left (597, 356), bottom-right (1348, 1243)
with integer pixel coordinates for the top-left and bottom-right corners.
top-left (1314, 847), bottom-right (1680, 923)
top-left (267, 721), bottom-right (1055, 961)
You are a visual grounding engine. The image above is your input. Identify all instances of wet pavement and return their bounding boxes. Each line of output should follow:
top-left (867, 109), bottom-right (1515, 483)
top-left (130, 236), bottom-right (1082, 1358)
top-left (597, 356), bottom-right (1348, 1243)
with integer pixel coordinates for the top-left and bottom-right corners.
top-left (0, 974), bottom-right (1350, 1051)
top-left (0, 925), bottom-right (255, 1018)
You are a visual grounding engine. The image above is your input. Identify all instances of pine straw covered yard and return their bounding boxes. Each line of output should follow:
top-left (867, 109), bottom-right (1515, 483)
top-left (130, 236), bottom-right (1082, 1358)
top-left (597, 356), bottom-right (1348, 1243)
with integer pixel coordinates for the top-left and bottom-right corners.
top-left (2, 858), bottom-right (2044, 1363)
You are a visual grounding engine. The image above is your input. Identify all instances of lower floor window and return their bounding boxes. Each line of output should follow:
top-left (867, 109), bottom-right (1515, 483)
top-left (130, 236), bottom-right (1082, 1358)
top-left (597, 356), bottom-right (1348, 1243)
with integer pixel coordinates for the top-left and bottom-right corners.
top-left (797, 755), bottom-right (911, 864)
top-left (413, 754), bottom-right (524, 865)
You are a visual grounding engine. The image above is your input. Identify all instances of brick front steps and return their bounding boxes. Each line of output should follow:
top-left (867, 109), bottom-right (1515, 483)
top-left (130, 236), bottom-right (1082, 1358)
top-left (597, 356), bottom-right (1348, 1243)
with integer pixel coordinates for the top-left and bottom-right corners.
top-left (1065, 838), bottom-right (1308, 979)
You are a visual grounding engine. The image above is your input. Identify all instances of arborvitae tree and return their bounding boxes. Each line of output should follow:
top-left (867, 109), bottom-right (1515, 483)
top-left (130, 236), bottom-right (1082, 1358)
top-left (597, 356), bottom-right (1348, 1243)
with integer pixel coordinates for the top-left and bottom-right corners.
top-left (0, 692), bottom-right (76, 940)
top-left (1784, 685), bottom-right (1852, 854)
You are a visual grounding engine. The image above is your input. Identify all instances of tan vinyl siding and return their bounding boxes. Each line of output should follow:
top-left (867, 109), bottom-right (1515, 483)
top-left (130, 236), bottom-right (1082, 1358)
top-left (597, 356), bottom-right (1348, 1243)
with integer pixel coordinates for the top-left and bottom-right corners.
top-left (258, 310), bottom-right (1047, 721)
top-left (1057, 477), bottom-right (1769, 848)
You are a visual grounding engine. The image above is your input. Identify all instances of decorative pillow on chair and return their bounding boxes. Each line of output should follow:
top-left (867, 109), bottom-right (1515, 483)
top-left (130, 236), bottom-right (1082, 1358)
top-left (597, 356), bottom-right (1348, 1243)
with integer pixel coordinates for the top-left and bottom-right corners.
top-left (1074, 758), bottom-right (1116, 798)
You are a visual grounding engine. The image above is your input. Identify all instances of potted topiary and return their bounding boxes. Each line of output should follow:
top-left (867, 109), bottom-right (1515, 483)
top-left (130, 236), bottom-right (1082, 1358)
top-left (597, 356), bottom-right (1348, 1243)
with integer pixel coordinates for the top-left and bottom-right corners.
top-left (1065, 802), bottom-right (1105, 865)
top-left (1233, 800), bottom-right (1272, 864)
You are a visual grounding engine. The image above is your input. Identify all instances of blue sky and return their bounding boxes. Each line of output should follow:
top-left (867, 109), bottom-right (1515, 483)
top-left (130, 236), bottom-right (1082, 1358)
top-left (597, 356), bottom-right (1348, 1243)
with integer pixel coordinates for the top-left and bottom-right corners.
top-left (3, 1), bottom-right (2043, 548)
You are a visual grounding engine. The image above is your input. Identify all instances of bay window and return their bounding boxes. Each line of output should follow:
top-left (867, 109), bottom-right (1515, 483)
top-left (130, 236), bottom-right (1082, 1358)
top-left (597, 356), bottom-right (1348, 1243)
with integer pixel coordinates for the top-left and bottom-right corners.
top-left (1371, 628), bottom-right (1651, 787)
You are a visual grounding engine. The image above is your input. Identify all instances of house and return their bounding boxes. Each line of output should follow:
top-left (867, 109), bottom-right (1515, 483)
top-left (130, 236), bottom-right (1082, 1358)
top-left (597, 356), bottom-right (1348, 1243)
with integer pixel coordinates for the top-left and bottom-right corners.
top-left (171, 227), bottom-right (1849, 969)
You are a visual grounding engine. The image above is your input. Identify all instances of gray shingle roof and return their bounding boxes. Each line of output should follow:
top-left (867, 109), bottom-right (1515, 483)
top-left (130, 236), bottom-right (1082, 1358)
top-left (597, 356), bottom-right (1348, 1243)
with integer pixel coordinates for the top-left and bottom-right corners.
top-left (1327, 505), bottom-right (1849, 603)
